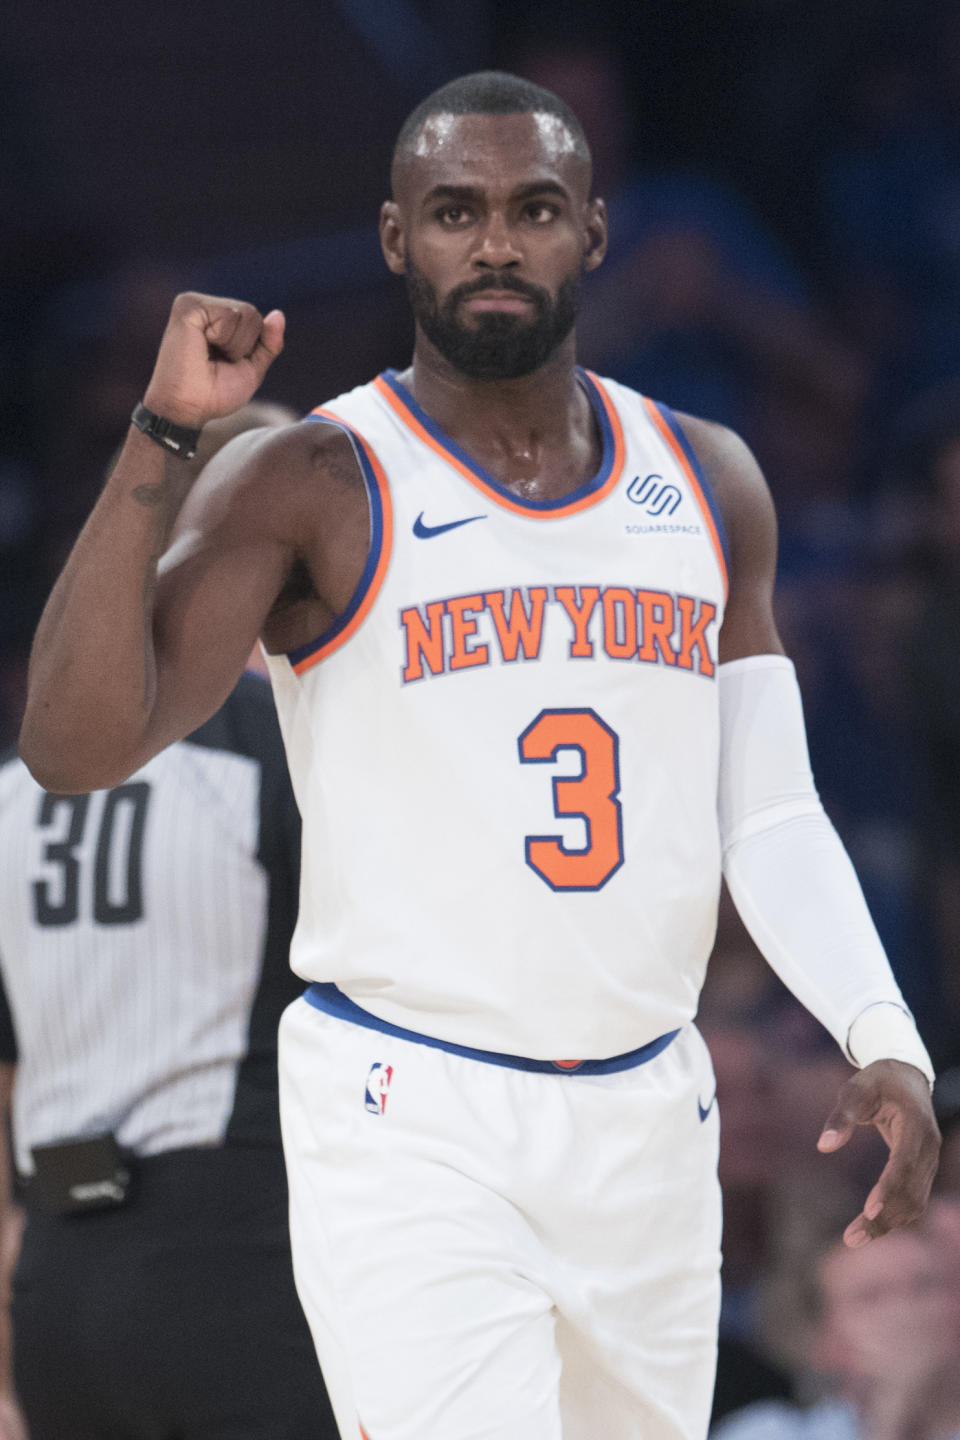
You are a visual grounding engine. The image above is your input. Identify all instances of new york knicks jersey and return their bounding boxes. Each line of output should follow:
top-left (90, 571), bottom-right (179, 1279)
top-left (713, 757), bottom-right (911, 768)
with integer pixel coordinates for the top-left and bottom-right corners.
top-left (265, 369), bottom-right (728, 1059)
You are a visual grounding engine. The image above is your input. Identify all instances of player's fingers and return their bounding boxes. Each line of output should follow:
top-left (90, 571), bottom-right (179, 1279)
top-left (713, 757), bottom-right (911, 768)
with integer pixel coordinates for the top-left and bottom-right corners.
top-left (203, 301), bottom-right (264, 360)
top-left (872, 1132), bottom-right (939, 1230)
top-left (841, 1169), bottom-right (897, 1249)
top-left (844, 1145), bottom-right (934, 1248)
top-left (862, 1179), bottom-right (885, 1222)
top-left (817, 1094), bottom-right (862, 1152)
top-left (170, 290), bottom-right (217, 330)
top-left (247, 310), bottom-right (286, 380)
top-left (842, 1212), bottom-right (873, 1248)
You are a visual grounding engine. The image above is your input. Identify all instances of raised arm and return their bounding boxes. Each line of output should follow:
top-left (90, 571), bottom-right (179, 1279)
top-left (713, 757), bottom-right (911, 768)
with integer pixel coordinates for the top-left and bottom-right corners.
top-left (682, 412), bottom-right (941, 1245)
top-left (19, 294), bottom-right (290, 791)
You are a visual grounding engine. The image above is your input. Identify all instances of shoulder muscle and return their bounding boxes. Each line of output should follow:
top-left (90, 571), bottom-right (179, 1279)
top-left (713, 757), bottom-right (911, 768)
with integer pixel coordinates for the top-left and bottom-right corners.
top-left (165, 418), bottom-right (362, 557)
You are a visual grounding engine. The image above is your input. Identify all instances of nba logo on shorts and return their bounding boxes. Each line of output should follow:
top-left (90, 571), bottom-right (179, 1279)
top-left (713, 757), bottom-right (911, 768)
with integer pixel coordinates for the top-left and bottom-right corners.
top-left (364, 1062), bottom-right (394, 1115)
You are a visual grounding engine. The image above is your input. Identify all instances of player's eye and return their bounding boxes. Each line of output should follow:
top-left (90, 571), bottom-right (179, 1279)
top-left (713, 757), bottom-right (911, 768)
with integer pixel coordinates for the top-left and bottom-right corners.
top-left (437, 205), bottom-right (473, 226)
top-left (525, 202), bottom-right (560, 224)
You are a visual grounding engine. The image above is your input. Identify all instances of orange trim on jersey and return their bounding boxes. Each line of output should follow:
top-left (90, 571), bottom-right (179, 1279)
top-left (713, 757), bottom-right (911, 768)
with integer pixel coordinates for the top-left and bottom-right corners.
top-left (641, 396), bottom-right (729, 600)
top-left (372, 372), bottom-right (626, 519)
top-left (290, 407), bottom-right (394, 675)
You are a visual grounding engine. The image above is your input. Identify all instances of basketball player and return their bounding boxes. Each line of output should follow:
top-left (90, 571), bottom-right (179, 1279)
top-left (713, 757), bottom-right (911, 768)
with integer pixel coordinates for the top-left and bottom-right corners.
top-left (18, 73), bottom-right (940, 1440)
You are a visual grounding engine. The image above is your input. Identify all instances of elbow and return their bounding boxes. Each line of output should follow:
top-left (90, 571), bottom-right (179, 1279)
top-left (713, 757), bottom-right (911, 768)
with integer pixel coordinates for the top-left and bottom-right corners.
top-left (18, 729), bottom-right (91, 794)
top-left (18, 712), bottom-right (135, 794)
top-left (18, 709), bottom-right (63, 791)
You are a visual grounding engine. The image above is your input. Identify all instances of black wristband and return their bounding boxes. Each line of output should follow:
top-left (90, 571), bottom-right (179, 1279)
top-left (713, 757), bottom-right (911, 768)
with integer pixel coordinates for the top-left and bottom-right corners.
top-left (131, 402), bottom-right (202, 460)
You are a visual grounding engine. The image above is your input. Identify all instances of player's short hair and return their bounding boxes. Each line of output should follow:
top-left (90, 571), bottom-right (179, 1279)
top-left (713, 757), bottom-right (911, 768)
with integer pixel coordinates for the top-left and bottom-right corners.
top-left (393, 70), bottom-right (591, 175)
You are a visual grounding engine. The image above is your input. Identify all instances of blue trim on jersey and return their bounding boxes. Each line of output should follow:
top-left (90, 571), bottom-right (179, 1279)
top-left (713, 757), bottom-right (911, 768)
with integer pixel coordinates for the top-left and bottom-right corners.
top-left (650, 400), bottom-right (730, 567)
top-left (304, 982), bottom-right (679, 1074)
top-left (287, 417), bottom-right (385, 667)
top-left (380, 368), bottom-right (617, 512)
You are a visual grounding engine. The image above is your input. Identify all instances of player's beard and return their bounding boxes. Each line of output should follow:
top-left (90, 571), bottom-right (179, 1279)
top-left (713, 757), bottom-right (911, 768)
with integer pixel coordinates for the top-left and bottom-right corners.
top-left (404, 258), bottom-right (581, 381)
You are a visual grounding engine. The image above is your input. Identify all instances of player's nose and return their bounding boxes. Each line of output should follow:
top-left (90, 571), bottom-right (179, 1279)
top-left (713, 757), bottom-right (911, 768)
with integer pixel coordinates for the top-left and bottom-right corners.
top-left (473, 213), bottom-right (522, 269)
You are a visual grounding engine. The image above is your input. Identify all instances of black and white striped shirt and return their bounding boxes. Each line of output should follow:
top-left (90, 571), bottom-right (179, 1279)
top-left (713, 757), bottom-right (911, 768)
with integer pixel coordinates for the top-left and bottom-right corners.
top-left (0, 673), bottom-right (302, 1174)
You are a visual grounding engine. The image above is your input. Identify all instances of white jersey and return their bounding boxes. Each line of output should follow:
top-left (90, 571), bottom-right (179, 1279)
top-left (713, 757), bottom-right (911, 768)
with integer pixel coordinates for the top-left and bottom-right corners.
top-left (266, 368), bottom-right (728, 1060)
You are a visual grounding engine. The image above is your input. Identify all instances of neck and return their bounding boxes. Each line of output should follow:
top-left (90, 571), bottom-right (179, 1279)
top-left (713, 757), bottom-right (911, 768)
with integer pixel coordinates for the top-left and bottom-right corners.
top-left (409, 330), bottom-right (581, 432)
top-left (398, 331), bottom-right (599, 499)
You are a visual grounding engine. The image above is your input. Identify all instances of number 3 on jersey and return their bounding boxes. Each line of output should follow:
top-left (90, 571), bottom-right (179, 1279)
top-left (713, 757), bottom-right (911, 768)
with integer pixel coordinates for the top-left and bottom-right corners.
top-left (518, 708), bottom-right (624, 891)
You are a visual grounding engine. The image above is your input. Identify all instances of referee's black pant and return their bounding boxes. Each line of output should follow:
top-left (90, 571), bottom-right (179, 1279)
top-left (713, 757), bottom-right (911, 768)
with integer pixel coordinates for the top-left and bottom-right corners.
top-left (12, 1145), bottom-right (339, 1439)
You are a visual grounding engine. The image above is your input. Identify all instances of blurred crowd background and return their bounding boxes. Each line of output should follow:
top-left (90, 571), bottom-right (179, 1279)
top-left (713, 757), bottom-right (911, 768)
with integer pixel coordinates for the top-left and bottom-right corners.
top-left (5, 0), bottom-right (960, 1430)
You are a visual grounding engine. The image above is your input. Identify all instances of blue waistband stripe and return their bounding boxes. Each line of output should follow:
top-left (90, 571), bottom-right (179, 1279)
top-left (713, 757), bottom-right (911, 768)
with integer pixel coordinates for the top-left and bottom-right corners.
top-left (303, 983), bottom-right (680, 1075)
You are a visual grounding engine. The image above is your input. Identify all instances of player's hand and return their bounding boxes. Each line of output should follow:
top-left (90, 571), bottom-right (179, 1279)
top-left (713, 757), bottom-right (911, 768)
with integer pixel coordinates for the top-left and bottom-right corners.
top-left (817, 1059), bottom-right (940, 1248)
top-left (143, 292), bottom-right (285, 428)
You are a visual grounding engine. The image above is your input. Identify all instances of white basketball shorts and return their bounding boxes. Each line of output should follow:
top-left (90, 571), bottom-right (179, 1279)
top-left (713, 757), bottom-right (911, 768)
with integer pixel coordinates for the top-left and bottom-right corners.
top-left (278, 987), bottom-right (722, 1440)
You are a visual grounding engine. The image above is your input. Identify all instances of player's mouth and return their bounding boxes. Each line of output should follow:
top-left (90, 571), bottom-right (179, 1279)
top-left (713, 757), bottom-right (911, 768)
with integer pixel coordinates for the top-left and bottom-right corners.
top-left (463, 292), bottom-right (534, 313)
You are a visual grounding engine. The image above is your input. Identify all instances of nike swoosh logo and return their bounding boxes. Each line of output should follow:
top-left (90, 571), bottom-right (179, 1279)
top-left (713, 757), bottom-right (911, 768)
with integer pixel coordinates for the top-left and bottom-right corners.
top-left (698, 1093), bottom-right (717, 1123)
top-left (413, 512), bottom-right (486, 539)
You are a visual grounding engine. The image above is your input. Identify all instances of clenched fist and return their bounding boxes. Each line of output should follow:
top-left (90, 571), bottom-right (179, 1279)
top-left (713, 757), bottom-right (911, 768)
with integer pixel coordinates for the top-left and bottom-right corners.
top-left (143, 293), bottom-right (285, 429)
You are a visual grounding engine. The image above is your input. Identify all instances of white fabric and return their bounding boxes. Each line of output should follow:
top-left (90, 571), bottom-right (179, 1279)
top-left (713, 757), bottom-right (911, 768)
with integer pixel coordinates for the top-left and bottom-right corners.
top-left (0, 746), bottom-right (266, 1171)
top-left (847, 1001), bottom-right (935, 1084)
top-left (268, 372), bottom-right (728, 1059)
top-left (279, 996), bottom-right (722, 1440)
top-left (718, 656), bottom-right (933, 1083)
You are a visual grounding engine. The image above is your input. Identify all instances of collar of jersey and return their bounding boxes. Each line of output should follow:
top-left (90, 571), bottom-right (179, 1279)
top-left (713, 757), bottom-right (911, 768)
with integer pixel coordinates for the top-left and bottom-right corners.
top-left (374, 366), bottom-right (626, 517)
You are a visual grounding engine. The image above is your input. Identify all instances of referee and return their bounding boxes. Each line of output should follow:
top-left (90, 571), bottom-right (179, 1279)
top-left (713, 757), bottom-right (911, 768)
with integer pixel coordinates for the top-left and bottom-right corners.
top-left (0, 410), bottom-right (338, 1438)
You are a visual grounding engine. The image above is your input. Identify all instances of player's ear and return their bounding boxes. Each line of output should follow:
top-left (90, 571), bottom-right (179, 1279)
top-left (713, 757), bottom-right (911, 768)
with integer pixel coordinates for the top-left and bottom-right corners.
top-left (583, 198), bottom-right (608, 273)
top-left (380, 201), bottom-right (407, 276)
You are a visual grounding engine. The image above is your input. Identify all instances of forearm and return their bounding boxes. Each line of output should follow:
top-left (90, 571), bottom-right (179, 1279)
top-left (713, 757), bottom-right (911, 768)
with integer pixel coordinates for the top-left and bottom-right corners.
top-left (22, 292), bottom-right (286, 792)
top-left (723, 806), bottom-right (906, 1051)
top-left (718, 655), bottom-right (933, 1081)
top-left (21, 427), bottom-right (193, 791)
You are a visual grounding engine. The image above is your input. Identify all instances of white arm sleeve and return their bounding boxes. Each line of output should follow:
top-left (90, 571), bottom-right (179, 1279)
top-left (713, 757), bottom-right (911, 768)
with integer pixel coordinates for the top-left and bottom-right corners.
top-left (718, 654), bottom-right (934, 1085)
